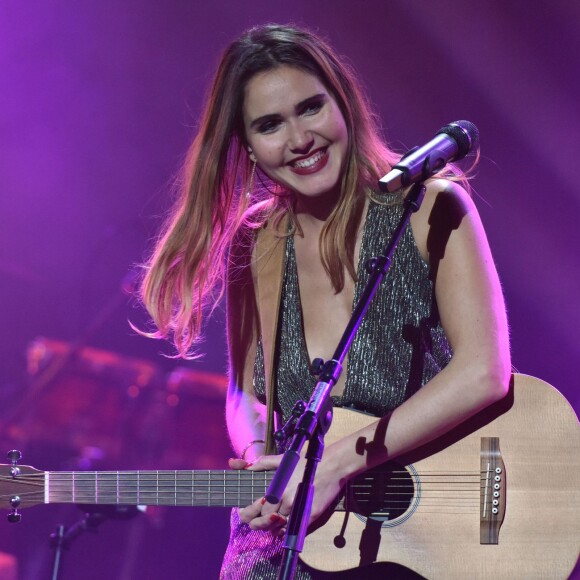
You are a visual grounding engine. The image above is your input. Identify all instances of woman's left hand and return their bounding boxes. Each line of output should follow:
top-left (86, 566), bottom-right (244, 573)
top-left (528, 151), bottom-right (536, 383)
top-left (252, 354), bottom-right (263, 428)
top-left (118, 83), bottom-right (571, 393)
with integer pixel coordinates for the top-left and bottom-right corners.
top-left (229, 452), bottom-right (343, 536)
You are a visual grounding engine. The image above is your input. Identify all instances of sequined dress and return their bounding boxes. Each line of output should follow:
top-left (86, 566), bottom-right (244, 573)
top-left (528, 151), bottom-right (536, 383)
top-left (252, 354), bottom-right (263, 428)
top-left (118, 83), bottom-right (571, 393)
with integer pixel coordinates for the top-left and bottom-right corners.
top-left (220, 199), bottom-right (452, 579)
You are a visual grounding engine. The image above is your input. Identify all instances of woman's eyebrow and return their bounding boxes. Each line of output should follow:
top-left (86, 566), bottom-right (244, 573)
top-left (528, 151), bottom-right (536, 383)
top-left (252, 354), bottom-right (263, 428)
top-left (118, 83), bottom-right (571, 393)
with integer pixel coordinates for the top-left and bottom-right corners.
top-left (294, 93), bottom-right (327, 110)
top-left (249, 112), bottom-right (281, 131)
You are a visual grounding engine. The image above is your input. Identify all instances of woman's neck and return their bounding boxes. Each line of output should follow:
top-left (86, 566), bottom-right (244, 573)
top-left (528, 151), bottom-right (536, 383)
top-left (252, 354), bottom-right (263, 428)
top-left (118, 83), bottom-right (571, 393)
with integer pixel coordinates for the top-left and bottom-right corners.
top-left (294, 187), bottom-right (341, 224)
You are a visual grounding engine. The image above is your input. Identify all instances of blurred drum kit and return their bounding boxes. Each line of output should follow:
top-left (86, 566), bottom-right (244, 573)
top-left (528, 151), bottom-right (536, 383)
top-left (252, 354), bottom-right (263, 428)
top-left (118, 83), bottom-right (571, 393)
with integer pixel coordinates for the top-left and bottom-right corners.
top-left (4, 337), bottom-right (231, 471)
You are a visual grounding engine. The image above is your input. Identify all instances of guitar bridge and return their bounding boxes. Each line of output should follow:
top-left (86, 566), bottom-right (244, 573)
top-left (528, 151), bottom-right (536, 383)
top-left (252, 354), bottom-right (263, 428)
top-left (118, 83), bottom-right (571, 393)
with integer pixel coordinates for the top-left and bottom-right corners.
top-left (480, 437), bottom-right (506, 544)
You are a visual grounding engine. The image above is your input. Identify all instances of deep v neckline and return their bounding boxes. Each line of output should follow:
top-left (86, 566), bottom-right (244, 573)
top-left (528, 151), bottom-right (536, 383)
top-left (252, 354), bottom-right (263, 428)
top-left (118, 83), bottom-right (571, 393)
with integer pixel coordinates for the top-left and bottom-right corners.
top-left (290, 200), bottom-right (373, 403)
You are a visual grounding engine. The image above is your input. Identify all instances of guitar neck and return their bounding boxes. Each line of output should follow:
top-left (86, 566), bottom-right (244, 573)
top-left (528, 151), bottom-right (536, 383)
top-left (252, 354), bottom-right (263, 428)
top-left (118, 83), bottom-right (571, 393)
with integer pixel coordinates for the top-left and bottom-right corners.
top-left (46, 470), bottom-right (274, 508)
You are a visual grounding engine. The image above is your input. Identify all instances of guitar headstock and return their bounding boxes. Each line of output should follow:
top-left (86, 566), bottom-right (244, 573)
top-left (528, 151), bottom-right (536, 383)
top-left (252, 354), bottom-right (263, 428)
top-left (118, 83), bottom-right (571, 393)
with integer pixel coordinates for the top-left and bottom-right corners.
top-left (0, 451), bottom-right (45, 522)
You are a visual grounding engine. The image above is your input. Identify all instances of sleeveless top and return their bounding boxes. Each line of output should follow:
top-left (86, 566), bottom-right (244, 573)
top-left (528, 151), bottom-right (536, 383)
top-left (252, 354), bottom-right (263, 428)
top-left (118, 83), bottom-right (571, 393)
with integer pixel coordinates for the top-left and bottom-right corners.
top-left (255, 198), bottom-right (452, 425)
top-left (220, 199), bottom-right (452, 580)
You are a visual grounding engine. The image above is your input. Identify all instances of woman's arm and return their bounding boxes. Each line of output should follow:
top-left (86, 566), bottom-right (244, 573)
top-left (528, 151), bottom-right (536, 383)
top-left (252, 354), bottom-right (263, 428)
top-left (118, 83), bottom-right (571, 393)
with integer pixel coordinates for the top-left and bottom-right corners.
top-left (226, 386), bottom-right (267, 463)
top-left (330, 178), bottom-right (510, 468)
top-left (225, 228), bottom-right (268, 463)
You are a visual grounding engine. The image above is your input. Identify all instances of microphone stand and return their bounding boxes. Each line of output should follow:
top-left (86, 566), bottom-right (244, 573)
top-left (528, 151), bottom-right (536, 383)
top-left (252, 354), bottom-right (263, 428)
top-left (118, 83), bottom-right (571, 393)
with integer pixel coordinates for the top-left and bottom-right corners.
top-left (269, 181), bottom-right (427, 580)
top-left (49, 505), bottom-right (141, 580)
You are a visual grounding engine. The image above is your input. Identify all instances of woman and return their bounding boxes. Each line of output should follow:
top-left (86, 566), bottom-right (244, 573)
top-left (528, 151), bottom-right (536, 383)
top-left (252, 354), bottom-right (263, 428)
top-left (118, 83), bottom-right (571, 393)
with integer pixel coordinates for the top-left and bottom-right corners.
top-left (141, 24), bottom-right (510, 579)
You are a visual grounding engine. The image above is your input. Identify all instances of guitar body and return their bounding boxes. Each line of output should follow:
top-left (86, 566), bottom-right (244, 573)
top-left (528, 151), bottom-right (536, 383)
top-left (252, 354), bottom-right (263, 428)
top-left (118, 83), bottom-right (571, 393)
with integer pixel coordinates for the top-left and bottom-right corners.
top-left (301, 374), bottom-right (580, 579)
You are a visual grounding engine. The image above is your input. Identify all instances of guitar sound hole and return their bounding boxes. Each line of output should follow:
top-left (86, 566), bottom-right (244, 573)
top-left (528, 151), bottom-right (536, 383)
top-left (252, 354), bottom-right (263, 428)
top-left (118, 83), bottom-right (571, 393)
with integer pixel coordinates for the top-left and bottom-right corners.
top-left (348, 462), bottom-right (415, 523)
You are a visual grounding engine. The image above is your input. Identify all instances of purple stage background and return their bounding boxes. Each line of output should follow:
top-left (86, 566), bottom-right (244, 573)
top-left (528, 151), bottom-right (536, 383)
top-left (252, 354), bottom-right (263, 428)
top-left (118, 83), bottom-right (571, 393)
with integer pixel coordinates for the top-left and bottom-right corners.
top-left (1, 2), bottom-right (579, 579)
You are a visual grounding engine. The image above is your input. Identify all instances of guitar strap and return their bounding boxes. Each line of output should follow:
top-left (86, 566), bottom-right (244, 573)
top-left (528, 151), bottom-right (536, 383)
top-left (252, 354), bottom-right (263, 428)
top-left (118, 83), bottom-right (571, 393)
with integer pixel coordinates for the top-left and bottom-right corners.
top-left (253, 214), bottom-right (288, 455)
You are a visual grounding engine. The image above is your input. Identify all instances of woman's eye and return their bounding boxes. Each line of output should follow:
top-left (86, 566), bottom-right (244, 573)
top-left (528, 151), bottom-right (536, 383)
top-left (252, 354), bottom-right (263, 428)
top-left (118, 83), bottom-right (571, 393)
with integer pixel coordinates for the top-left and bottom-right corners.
top-left (258, 120), bottom-right (281, 134)
top-left (302, 101), bottom-right (323, 116)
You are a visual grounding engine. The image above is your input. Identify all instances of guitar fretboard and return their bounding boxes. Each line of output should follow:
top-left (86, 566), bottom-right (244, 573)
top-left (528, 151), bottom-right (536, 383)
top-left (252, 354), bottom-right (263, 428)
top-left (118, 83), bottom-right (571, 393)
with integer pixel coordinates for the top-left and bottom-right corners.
top-left (47, 470), bottom-right (274, 507)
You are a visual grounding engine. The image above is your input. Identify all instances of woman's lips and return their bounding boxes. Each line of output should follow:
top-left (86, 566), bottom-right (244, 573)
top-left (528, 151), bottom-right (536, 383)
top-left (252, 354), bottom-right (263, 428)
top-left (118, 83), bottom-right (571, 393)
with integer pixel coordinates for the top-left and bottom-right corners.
top-left (288, 148), bottom-right (329, 175)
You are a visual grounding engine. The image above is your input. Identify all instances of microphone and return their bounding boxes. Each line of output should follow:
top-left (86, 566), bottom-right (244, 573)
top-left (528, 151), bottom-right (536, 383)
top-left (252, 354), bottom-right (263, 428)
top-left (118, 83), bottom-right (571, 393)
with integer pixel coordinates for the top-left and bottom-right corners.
top-left (378, 120), bottom-right (479, 193)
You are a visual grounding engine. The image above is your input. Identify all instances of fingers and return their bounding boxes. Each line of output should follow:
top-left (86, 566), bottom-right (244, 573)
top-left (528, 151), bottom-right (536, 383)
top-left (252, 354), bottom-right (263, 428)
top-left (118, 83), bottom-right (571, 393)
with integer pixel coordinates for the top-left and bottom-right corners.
top-left (228, 454), bottom-right (282, 472)
top-left (242, 509), bottom-right (288, 532)
top-left (238, 496), bottom-right (266, 523)
top-left (245, 454), bottom-right (282, 471)
top-left (228, 458), bottom-right (251, 470)
top-left (238, 496), bottom-right (290, 532)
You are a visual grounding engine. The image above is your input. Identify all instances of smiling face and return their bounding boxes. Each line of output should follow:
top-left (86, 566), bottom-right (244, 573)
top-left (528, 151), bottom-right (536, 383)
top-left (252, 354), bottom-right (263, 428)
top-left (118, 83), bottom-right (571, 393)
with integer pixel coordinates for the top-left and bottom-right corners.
top-left (242, 66), bottom-right (349, 206)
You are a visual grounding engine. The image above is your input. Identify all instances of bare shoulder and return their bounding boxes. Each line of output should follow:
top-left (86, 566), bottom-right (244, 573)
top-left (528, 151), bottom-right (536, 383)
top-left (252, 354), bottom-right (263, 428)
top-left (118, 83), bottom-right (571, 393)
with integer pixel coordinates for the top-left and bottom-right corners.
top-left (409, 178), bottom-right (480, 263)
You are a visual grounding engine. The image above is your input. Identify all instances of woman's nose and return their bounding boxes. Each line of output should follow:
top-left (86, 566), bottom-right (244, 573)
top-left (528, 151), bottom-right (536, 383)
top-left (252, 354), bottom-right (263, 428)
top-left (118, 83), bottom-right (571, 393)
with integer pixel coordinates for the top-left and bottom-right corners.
top-left (287, 120), bottom-right (314, 153)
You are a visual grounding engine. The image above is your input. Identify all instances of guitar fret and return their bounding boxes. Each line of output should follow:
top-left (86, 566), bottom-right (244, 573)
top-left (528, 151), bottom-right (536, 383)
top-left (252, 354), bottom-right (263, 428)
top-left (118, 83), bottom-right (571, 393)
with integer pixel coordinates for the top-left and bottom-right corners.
top-left (73, 472), bottom-right (95, 503)
top-left (45, 471), bottom-right (50, 504)
top-left (176, 472), bottom-right (189, 505)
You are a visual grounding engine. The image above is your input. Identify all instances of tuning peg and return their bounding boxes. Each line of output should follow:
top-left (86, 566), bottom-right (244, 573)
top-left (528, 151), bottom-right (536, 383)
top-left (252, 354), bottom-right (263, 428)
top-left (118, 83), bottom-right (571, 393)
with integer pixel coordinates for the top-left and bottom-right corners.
top-left (7, 450), bottom-right (21, 464)
top-left (7, 451), bottom-right (21, 478)
top-left (7, 496), bottom-right (21, 523)
top-left (4, 453), bottom-right (23, 523)
top-left (7, 510), bottom-right (21, 523)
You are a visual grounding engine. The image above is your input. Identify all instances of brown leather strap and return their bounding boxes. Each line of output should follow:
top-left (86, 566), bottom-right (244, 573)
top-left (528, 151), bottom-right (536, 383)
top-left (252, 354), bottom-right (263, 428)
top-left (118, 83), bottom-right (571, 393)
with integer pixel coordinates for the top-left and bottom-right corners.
top-left (254, 215), bottom-right (288, 455)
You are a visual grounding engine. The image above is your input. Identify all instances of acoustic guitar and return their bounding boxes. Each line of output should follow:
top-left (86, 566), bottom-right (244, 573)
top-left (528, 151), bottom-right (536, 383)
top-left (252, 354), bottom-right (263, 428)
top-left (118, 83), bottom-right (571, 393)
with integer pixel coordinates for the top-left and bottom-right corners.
top-left (1, 374), bottom-right (579, 579)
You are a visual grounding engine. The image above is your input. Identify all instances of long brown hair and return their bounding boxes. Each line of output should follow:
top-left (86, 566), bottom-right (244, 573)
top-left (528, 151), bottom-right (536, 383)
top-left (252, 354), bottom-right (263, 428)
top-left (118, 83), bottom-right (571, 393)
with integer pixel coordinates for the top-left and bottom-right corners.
top-left (141, 24), bottom-right (404, 358)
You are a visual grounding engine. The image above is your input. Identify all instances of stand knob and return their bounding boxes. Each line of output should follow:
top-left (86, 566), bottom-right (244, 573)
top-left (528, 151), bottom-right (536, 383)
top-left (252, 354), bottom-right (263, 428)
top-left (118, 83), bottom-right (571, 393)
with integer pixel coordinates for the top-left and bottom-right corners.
top-left (310, 358), bottom-right (324, 377)
top-left (365, 257), bottom-right (378, 274)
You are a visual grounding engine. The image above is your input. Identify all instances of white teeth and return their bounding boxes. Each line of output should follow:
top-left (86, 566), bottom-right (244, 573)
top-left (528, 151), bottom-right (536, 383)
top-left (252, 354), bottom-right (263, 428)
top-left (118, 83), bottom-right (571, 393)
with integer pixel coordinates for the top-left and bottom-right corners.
top-left (293, 150), bottom-right (325, 169)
